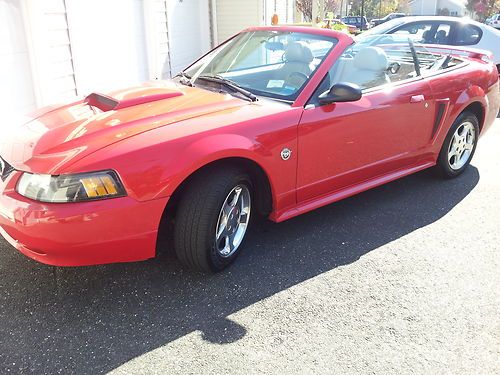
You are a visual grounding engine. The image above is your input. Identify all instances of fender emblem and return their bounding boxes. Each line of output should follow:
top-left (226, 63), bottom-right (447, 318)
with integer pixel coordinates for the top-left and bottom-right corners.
top-left (281, 148), bottom-right (292, 161)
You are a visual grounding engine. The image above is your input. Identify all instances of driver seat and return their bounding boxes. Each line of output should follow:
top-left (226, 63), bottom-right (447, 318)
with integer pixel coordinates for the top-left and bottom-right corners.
top-left (280, 41), bottom-right (314, 81)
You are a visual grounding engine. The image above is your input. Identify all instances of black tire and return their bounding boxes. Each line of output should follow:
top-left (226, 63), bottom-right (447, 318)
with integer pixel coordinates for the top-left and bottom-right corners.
top-left (435, 111), bottom-right (479, 179)
top-left (174, 166), bottom-right (253, 273)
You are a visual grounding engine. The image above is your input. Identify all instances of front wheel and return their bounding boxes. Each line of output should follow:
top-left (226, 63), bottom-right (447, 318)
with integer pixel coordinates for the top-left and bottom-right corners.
top-left (435, 111), bottom-right (479, 178)
top-left (174, 167), bottom-right (253, 273)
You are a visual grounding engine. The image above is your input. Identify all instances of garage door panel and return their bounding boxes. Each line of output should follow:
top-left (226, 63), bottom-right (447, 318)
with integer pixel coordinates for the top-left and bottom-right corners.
top-left (0, 0), bottom-right (36, 118)
top-left (167, 0), bottom-right (211, 75)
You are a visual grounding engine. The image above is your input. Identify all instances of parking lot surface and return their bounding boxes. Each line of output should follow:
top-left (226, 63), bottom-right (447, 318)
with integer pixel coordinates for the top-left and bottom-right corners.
top-left (0, 119), bottom-right (499, 375)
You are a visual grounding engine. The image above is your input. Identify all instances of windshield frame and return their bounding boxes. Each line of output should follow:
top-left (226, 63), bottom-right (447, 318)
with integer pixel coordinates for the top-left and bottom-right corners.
top-left (177, 29), bottom-right (341, 104)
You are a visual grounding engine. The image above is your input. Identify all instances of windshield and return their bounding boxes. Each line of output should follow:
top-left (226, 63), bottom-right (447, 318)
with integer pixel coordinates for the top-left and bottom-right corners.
top-left (182, 30), bottom-right (338, 102)
top-left (358, 18), bottom-right (407, 38)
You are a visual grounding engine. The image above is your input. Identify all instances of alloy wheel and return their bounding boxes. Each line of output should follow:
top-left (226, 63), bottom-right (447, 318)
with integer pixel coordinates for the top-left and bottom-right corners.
top-left (215, 184), bottom-right (251, 258)
top-left (448, 121), bottom-right (476, 170)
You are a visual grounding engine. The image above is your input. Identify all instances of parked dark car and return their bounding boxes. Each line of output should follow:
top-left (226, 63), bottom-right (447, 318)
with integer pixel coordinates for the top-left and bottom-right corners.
top-left (370, 12), bottom-right (406, 27)
top-left (342, 16), bottom-right (369, 30)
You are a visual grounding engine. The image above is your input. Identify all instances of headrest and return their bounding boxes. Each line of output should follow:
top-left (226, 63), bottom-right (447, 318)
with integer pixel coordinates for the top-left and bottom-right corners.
top-left (284, 41), bottom-right (314, 64)
top-left (353, 47), bottom-right (388, 71)
top-left (422, 30), bottom-right (433, 40)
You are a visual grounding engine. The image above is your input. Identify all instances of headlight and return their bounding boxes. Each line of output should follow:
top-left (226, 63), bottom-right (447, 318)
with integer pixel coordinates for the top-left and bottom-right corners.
top-left (16, 170), bottom-right (126, 203)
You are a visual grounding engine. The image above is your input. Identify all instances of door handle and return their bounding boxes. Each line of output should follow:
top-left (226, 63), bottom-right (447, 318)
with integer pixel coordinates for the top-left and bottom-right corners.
top-left (410, 95), bottom-right (425, 103)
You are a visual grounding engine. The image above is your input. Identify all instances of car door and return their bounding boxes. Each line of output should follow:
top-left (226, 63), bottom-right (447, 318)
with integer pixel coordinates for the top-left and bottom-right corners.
top-left (296, 42), bottom-right (436, 202)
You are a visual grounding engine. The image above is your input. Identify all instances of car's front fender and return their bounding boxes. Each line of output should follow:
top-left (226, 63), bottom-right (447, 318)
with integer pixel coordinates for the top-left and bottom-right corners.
top-left (62, 107), bottom-right (301, 215)
top-left (154, 133), bottom-right (274, 198)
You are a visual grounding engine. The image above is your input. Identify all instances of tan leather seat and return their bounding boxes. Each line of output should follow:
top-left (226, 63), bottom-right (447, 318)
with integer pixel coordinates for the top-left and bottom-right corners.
top-left (340, 47), bottom-right (390, 89)
top-left (280, 41), bottom-right (314, 88)
top-left (330, 56), bottom-right (354, 85)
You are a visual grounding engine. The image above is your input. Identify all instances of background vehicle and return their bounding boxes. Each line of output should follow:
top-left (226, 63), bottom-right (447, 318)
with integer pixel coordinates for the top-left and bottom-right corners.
top-left (342, 16), bottom-right (369, 30)
top-left (323, 18), bottom-right (359, 34)
top-left (359, 16), bottom-right (500, 69)
top-left (0, 27), bottom-right (498, 273)
top-left (370, 12), bottom-right (406, 27)
top-left (486, 14), bottom-right (500, 29)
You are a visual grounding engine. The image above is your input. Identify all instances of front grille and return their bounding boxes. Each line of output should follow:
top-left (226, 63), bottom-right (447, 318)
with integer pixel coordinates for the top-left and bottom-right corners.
top-left (0, 155), bottom-right (15, 182)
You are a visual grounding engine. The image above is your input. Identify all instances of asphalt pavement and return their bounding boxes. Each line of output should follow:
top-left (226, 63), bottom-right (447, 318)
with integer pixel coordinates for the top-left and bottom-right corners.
top-left (1, 120), bottom-right (499, 375)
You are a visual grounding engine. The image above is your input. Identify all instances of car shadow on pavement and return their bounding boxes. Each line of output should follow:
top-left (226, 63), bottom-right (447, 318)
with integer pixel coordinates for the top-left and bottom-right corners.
top-left (0, 166), bottom-right (480, 374)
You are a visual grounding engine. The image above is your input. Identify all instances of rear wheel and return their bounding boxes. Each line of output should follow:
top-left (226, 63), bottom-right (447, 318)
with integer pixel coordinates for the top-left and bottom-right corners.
top-left (174, 167), bottom-right (252, 273)
top-left (435, 111), bottom-right (479, 178)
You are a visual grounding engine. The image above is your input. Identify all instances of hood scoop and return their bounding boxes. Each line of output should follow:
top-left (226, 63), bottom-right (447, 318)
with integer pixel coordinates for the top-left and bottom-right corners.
top-left (85, 90), bottom-right (184, 112)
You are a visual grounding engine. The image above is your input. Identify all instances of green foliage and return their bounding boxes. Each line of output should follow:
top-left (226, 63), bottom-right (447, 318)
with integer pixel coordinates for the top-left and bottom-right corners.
top-left (349, 0), bottom-right (401, 18)
top-left (331, 23), bottom-right (348, 31)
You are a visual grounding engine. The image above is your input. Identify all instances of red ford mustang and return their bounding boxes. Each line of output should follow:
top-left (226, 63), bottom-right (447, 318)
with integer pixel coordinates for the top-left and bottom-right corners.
top-left (0, 27), bottom-right (498, 272)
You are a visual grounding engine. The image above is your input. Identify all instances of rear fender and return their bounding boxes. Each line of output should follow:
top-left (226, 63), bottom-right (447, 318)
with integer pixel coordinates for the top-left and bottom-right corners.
top-left (448, 85), bottom-right (486, 127)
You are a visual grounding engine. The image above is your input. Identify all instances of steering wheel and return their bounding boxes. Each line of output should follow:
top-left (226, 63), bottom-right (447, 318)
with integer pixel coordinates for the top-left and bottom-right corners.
top-left (387, 62), bottom-right (401, 75)
top-left (285, 72), bottom-right (308, 89)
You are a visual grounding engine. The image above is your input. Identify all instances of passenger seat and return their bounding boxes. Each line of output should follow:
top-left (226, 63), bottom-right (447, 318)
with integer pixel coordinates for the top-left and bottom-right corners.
top-left (339, 47), bottom-right (390, 89)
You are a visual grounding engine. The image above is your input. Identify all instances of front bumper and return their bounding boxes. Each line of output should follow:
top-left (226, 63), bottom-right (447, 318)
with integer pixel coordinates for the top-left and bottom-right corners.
top-left (0, 171), bottom-right (168, 266)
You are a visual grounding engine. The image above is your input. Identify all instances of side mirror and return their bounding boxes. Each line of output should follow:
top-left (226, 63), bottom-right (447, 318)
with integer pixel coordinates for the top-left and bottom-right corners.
top-left (318, 82), bottom-right (362, 105)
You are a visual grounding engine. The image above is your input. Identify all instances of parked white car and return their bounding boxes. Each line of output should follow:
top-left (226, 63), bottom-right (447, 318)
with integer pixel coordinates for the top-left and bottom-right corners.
top-left (486, 14), bottom-right (500, 29)
top-left (359, 16), bottom-right (500, 69)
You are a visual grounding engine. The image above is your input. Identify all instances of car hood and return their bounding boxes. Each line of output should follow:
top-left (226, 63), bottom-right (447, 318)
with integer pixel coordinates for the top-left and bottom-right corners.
top-left (1, 81), bottom-right (248, 174)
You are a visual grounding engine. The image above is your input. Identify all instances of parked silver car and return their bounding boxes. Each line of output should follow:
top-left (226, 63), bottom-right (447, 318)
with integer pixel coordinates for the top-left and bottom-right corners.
top-left (359, 16), bottom-right (500, 69)
top-left (486, 14), bottom-right (500, 29)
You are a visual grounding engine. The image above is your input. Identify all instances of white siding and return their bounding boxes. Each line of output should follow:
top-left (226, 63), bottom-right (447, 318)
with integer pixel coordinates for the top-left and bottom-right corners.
top-left (142, 0), bottom-right (172, 80)
top-left (13, 0), bottom-right (79, 106)
top-left (157, 0), bottom-right (172, 79)
top-left (264, 0), bottom-right (294, 25)
top-left (215, 0), bottom-right (262, 43)
top-left (0, 0), bottom-right (37, 120)
top-left (167, 0), bottom-right (211, 75)
top-left (41, 0), bottom-right (78, 102)
top-left (410, 0), bottom-right (438, 15)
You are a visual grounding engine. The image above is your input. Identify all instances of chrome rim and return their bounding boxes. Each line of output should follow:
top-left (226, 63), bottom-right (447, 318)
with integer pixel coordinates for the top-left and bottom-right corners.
top-left (448, 121), bottom-right (476, 171)
top-left (215, 185), bottom-right (251, 258)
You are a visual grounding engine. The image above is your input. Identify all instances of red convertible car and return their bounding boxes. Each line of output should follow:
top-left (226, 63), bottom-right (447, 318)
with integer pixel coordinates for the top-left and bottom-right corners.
top-left (0, 27), bottom-right (498, 272)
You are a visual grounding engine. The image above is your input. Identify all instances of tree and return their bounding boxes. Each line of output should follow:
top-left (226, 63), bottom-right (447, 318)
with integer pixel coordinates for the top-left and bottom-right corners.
top-left (398, 0), bottom-right (410, 14)
top-left (349, 0), bottom-right (399, 18)
top-left (295, 0), bottom-right (340, 21)
top-left (466, 0), bottom-right (500, 19)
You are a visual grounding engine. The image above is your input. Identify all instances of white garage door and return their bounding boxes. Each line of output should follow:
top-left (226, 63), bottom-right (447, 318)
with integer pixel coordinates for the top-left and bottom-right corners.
top-left (166, 0), bottom-right (211, 75)
top-left (65, 0), bottom-right (149, 95)
top-left (215, 0), bottom-right (262, 43)
top-left (1, 0), bottom-right (212, 120)
top-left (0, 1), bottom-right (36, 121)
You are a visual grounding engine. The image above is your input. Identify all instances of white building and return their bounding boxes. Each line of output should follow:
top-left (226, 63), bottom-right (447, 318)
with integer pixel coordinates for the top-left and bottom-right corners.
top-left (409, 0), bottom-right (469, 16)
top-left (0, 0), bottom-right (294, 121)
